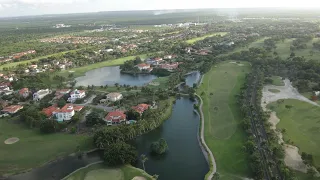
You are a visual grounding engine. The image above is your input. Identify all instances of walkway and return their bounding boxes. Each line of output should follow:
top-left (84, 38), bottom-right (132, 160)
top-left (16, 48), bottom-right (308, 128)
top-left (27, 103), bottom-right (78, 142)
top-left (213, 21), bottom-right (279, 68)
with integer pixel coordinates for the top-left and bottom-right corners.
top-left (195, 94), bottom-right (217, 180)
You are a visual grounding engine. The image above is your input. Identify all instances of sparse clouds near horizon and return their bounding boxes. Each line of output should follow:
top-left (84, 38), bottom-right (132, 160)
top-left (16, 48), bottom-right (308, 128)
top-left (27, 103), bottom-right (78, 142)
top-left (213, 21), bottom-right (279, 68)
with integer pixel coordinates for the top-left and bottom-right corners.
top-left (1, 0), bottom-right (320, 17)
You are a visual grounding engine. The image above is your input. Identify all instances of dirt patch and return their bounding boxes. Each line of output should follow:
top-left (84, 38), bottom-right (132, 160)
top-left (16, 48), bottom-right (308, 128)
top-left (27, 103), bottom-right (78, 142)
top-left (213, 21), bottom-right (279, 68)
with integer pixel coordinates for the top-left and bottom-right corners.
top-left (132, 176), bottom-right (146, 180)
top-left (4, 137), bottom-right (19, 144)
top-left (284, 145), bottom-right (307, 173)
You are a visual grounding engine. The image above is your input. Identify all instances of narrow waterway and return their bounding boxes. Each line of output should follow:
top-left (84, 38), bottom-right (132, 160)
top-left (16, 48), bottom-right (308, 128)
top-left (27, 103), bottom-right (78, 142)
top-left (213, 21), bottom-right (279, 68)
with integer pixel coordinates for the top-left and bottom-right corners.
top-left (134, 97), bottom-right (208, 180)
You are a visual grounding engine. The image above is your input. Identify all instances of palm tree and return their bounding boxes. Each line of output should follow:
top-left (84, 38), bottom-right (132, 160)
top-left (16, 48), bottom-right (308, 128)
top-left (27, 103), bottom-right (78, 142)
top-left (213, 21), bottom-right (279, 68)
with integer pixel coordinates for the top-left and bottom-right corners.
top-left (140, 154), bottom-right (148, 171)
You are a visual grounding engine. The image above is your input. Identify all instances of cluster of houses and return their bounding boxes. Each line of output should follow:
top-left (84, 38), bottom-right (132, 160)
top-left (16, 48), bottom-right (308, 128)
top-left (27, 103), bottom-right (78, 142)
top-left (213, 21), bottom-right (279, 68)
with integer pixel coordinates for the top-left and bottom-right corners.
top-left (136, 55), bottom-right (180, 72)
top-left (40, 36), bottom-right (108, 44)
top-left (0, 50), bottom-right (36, 63)
top-left (42, 104), bottom-right (84, 122)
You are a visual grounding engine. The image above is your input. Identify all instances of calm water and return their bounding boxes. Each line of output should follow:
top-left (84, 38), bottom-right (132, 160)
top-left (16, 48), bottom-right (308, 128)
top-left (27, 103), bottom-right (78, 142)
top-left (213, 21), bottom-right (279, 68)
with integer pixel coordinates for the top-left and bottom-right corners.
top-left (134, 97), bottom-right (208, 180)
top-left (185, 71), bottom-right (201, 87)
top-left (75, 66), bottom-right (157, 87)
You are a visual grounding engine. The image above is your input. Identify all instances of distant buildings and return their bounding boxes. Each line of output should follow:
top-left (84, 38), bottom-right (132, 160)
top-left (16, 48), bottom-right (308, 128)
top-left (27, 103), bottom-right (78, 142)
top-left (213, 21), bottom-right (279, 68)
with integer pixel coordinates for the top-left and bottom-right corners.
top-left (55, 89), bottom-right (71, 99)
top-left (160, 62), bottom-right (180, 70)
top-left (106, 92), bottom-right (123, 102)
top-left (33, 89), bottom-right (50, 101)
top-left (136, 63), bottom-right (151, 71)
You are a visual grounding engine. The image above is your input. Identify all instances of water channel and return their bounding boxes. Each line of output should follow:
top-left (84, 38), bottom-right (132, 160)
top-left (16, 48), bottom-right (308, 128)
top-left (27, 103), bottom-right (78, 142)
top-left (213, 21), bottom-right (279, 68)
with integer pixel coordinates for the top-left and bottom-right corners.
top-left (75, 66), bottom-right (157, 87)
top-left (7, 71), bottom-right (207, 180)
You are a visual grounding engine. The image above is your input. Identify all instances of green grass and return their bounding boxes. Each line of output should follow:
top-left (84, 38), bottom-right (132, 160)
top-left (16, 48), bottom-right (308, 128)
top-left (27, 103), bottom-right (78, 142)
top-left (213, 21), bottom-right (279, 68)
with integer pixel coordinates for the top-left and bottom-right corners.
top-left (302, 92), bottom-right (320, 105)
top-left (63, 163), bottom-right (153, 180)
top-left (0, 119), bottom-right (93, 176)
top-left (267, 76), bottom-right (285, 86)
top-left (197, 61), bottom-right (252, 179)
top-left (275, 38), bottom-right (320, 60)
top-left (268, 89), bottom-right (281, 93)
top-left (294, 170), bottom-right (320, 180)
top-left (267, 99), bottom-right (320, 167)
top-left (0, 49), bottom-right (79, 70)
top-left (59, 54), bottom-right (148, 77)
top-left (186, 32), bottom-right (228, 44)
top-left (147, 76), bottom-right (169, 89)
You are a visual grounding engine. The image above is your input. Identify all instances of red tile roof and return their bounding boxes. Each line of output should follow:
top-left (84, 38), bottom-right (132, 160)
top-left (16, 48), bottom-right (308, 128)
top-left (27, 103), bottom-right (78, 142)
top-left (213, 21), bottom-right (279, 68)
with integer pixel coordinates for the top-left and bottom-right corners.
top-left (132, 104), bottom-right (150, 114)
top-left (19, 88), bottom-right (29, 95)
top-left (42, 105), bottom-right (58, 117)
top-left (137, 63), bottom-right (150, 68)
top-left (2, 105), bottom-right (23, 114)
top-left (105, 111), bottom-right (126, 123)
top-left (42, 104), bottom-right (83, 117)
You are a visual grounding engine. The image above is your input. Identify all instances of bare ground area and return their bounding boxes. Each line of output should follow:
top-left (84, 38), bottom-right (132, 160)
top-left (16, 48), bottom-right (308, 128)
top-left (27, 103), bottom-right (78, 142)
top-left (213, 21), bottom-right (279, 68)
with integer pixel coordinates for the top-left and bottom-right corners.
top-left (261, 79), bottom-right (315, 173)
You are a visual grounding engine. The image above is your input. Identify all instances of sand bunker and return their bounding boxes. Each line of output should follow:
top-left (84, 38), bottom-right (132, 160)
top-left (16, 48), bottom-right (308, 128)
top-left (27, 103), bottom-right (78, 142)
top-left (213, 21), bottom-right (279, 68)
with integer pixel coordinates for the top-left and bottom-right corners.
top-left (261, 79), bottom-right (312, 172)
top-left (4, 137), bottom-right (19, 144)
top-left (132, 177), bottom-right (146, 180)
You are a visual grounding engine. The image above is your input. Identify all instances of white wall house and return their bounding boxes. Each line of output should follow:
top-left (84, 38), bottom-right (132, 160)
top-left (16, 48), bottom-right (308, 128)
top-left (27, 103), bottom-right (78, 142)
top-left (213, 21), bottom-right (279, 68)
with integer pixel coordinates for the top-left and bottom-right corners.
top-left (68, 89), bottom-right (86, 102)
top-left (53, 105), bottom-right (75, 122)
top-left (33, 89), bottom-right (50, 101)
top-left (106, 92), bottom-right (123, 102)
top-left (136, 63), bottom-right (150, 71)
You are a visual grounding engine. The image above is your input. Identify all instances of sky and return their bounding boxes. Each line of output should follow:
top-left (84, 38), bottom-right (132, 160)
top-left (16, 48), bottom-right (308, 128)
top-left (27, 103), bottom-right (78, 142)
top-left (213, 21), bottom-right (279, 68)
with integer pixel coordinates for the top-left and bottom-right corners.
top-left (0, 0), bottom-right (320, 17)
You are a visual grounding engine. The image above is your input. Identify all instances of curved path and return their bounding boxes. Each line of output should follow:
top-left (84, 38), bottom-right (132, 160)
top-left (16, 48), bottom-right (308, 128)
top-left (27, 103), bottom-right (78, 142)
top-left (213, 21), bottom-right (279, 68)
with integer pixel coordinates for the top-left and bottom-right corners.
top-left (195, 94), bottom-right (217, 180)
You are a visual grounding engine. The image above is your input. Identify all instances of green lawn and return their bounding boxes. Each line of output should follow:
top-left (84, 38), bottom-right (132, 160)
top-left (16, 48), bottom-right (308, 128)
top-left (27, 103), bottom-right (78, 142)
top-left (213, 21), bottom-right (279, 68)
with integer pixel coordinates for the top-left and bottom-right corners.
top-left (0, 119), bottom-right (93, 176)
top-left (186, 32), bottom-right (228, 44)
top-left (294, 170), bottom-right (320, 180)
top-left (0, 49), bottom-right (79, 70)
top-left (63, 163), bottom-right (153, 180)
top-left (197, 61), bottom-right (252, 179)
top-left (267, 76), bottom-right (285, 86)
top-left (267, 99), bottom-right (320, 168)
top-left (147, 76), bottom-right (169, 89)
top-left (59, 54), bottom-right (148, 78)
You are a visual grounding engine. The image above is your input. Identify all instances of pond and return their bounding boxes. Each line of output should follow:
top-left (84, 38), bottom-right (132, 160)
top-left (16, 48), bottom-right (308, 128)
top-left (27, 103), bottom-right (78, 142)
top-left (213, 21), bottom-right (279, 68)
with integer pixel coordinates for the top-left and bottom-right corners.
top-left (134, 97), bottom-right (208, 180)
top-left (75, 66), bottom-right (157, 87)
top-left (7, 98), bottom-right (208, 180)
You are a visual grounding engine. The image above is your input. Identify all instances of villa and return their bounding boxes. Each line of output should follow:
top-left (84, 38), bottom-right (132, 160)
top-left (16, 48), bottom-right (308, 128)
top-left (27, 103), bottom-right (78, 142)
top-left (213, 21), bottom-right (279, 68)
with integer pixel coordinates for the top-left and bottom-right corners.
top-left (105, 111), bottom-right (126, 126)
top-left (55, 89), bottom-right (71, 99)
top-left (106, 92), bottom-right (123, 102)
top-left (33, 89), bottom-right (50, 101)
top-left (19, 88), bottom-right (29, 98)
top-left (42, 104), bottom-right (84, 122)
top-left (68, 89), bottom-right (86, 102)
top-left (132, 104), bottom-right (150, 115)
top-left (2, 105), bottom-right (23, 114)
top-left (136, 63), bottom-right (150, 71)
top-left (160, 62), bottom-right (180, 70)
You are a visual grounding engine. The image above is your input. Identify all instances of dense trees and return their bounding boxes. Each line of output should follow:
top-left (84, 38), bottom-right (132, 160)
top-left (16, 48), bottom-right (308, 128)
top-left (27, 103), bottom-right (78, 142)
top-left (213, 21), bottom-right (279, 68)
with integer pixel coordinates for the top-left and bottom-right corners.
top-left (103, 141), bottom-right (137, 166)
top-left (40, 120), bottom-right (59, 134)
top-left (150, 138), bottom-right (168, 155)
top-left (86, 111), bottom-right (104, 127)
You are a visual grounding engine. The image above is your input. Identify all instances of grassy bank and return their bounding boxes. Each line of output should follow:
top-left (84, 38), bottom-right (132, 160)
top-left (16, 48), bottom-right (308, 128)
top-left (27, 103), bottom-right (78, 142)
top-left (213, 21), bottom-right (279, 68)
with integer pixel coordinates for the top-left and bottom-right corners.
top-left (186, 32), bottom-right (228, 44)
top-left (197, 61), bottom-right (252, 179)
top-left (63, 163), bottom-right (153, 180)
top-left (59, 54), bottom-right (147, 78)
top-left (267, 99), bottom-right (320, 168)
top-left (0, 49), bottom-right (79, 70)
top-left (0, 119), bottom-right (93, 176)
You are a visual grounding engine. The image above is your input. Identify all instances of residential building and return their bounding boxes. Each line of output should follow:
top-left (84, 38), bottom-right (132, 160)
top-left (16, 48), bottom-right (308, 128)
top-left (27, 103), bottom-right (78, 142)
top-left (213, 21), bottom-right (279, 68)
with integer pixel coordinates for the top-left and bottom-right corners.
top-left (106, 92), bottom-right (123, 102)
top-left (160, 62), bottom-right (180, 70)
top-left (132, 104), bottom-right (150, 115)
top-left (0, 100), bottom-right (9, 108)
top-left (42, 104), bottom-right (83, 122)
top-left (33, 89), bottom-right (50, 101)
top-left (136, 63), bottom-right (151, 71)
top-left (68, 89), bottom-right (86, 102)
top-left (55, 89), bottom-right (71, 99)
top-left (105, 111), bottom-right (126, 125)
top-left (19, 88), bottom-right (29, 98)
top-left (2, 105), bottom-right (23, 114)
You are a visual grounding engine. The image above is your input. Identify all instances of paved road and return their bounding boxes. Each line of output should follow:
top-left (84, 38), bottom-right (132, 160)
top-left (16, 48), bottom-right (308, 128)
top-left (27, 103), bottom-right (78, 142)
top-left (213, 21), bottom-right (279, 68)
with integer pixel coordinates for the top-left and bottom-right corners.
top-left (196, 94), bottom-right (217, 180)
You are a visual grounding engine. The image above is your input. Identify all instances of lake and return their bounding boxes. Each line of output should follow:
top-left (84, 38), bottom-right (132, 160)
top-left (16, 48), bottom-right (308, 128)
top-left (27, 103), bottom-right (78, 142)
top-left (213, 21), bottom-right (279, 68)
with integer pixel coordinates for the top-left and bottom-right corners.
top-left (134, 97), bottom-right (208, 180)
top-left (185, 71), bottom-right (201, 87)
top-left (75, 66), bottom-right (157, 87)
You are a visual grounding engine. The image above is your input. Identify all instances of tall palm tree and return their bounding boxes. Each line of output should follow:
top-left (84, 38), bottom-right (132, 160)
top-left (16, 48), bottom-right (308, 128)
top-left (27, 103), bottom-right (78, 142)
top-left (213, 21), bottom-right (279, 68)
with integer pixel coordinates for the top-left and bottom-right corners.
top-left (140, 154), bottom-right (148, 172)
